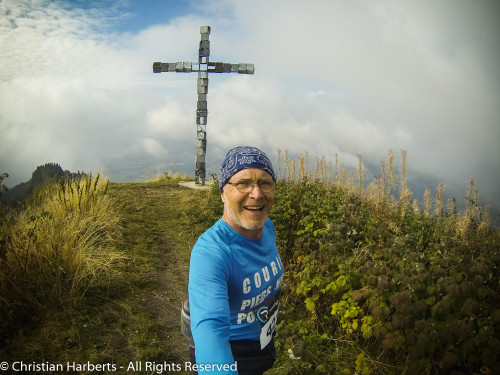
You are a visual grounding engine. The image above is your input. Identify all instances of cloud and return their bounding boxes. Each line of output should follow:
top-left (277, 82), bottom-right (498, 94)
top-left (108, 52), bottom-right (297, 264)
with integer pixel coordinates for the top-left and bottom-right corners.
top-left (1, 0), bottom-right (499, 217)
top-left (146, 96), bottom-right (193, 141)
top-left (231, 0), bottom-right (500, 200)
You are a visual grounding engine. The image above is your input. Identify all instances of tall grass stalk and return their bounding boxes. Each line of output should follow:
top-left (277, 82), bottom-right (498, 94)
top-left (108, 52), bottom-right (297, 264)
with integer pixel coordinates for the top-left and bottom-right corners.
top-left (277, 148), bottom-right (282, 180)
top-left (434, 183), bottom-right (445, 218)
top-left (357, 154), bottom-right (363, 198)
top-left (399, 150), bottom-right (412, 201)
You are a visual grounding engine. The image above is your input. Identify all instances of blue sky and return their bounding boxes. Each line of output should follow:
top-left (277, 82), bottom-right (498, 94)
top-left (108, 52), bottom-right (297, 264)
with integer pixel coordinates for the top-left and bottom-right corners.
top-left (1, 0), bottom-right (499, 219)
top-left (113, 0), bottom-right (197, 32)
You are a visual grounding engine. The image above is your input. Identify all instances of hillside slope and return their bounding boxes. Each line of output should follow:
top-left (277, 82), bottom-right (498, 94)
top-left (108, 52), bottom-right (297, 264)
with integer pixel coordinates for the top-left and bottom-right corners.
top-left (1, 172), bottom-right (498, 374)
top-left (0, 176), bottom-right (211, 374)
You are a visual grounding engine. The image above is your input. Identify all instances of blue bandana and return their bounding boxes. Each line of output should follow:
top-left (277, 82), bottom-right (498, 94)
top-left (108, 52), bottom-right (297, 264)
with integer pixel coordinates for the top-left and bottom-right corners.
top-left (219, 146), bottom-right (276, 192)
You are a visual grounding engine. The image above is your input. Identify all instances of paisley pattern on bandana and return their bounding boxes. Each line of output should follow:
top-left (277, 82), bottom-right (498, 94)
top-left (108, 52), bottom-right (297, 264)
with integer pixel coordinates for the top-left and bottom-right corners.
top-left (219, 146), bottom-right (276, 192)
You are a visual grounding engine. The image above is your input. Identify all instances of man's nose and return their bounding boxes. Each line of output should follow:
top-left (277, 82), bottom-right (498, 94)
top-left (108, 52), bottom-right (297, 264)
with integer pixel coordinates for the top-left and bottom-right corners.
top-left (248, 183), bottom-right (264, 198)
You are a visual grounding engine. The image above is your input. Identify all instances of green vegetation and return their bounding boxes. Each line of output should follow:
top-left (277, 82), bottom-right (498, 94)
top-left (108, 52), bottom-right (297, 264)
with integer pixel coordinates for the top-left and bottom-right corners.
top-left (263, 150), bottom-right (499, 375)
top-left (1, 152), bottom-right (498, 375)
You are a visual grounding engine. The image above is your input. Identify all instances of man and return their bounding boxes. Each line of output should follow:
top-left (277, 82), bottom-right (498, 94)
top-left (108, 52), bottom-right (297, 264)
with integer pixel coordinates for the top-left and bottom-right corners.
top-left (188, 146), bottom-right (284, 375)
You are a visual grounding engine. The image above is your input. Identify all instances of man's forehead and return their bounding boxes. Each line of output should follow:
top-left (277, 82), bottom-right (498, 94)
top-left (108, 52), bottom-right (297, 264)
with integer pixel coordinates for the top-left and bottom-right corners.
top-left (232, 168), bottom-right (272, 180)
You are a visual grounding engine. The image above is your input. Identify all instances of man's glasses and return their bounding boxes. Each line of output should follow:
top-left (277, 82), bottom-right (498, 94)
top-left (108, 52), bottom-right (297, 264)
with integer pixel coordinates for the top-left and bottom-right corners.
top-left (226, 179), bottom-right (276, 193)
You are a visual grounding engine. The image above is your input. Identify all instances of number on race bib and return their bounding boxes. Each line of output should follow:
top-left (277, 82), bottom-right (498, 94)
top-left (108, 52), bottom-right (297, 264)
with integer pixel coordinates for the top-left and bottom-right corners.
top-left (266, 315), bottom-right (277, 336)
top-left (260, 309), bottom-right (278, 349)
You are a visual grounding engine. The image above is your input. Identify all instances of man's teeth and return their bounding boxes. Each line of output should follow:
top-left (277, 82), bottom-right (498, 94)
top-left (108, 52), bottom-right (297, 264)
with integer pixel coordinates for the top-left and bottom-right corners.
top-left (245, 206), bottom-right (264, 212)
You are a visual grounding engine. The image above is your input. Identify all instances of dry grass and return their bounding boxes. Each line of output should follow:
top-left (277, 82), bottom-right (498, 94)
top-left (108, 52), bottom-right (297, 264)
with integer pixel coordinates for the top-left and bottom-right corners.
top-left (0, 174), bottom-right (201, 369)
top-left (1, 174), bottom-right (124, 337)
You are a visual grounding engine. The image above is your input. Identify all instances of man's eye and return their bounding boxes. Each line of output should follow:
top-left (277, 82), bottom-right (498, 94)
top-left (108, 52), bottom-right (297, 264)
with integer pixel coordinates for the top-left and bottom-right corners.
top-left (237, 180), bottom-right (252, 188)
top-left (260, 181), bottom-right (272, 187)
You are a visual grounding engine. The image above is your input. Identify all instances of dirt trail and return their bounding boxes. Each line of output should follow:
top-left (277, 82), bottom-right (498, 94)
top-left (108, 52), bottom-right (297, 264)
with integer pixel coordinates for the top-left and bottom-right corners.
top-left (144, 185), bottom-right (192, 366)
top-left (116, 182), bottom-right (195, 368)
top-left (143, 230), bottom-right (191, 365)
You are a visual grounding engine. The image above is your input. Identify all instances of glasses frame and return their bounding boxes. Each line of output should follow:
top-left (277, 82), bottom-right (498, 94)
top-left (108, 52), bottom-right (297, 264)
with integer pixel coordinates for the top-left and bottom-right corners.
top-left (226, 179), bottom-right (276, 193)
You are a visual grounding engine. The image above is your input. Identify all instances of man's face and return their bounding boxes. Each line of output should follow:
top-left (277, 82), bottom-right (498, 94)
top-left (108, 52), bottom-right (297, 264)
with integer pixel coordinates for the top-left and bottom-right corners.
top-left (221, 168), bottom-right (275, 238)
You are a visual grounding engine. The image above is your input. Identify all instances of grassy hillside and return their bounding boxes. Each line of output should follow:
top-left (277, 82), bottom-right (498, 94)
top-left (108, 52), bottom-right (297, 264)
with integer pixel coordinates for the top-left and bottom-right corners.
top-left (0, 156), bottom-right (498, 374)
top-left (0, 173), bottom-right (211, 374)
top-left (265, 151), bottom-right (499, 375)
top-left (268, 180), bottom-right (499, 374)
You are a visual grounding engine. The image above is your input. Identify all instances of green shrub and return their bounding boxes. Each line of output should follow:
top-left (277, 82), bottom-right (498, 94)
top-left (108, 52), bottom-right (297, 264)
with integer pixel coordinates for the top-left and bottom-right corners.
top-left (270, 172), bottom-right (499, 374)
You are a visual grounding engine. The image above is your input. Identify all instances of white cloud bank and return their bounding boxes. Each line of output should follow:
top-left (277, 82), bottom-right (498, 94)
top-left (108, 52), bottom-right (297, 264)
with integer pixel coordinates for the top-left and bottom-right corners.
top-left (1, 0), bottom-right (499, 216)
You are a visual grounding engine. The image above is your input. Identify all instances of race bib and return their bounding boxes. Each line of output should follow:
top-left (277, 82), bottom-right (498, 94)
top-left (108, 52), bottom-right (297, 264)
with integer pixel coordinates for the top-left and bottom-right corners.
top-left (256, 295), bottom-right (279, 349)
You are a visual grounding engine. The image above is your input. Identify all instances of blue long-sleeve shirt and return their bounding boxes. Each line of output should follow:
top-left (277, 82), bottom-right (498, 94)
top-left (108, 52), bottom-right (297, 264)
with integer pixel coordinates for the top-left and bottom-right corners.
top-left (188, 218), bottom-right (284, 374)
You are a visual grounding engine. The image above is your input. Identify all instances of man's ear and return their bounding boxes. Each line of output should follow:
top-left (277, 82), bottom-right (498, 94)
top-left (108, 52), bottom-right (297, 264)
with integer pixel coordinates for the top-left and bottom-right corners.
top-left (220, 189), bottom-right (227, 203)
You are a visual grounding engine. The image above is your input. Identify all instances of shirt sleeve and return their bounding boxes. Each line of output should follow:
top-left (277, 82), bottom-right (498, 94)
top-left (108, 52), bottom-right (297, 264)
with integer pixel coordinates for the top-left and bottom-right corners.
top-left (188, 240), bottom-right (237, 374)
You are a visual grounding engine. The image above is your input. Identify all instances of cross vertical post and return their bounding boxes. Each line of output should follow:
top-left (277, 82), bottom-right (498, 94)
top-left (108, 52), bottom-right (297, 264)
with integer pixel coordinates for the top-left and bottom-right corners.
top-left (153, 26), bottom-right (255, 185)
top-left (196, 26), bottom-right (210, 185)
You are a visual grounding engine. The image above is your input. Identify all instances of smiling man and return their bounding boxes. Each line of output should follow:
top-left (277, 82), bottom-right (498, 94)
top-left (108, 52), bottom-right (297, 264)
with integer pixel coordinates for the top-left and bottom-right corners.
top-left (187, 146), bottom-right (284, 375)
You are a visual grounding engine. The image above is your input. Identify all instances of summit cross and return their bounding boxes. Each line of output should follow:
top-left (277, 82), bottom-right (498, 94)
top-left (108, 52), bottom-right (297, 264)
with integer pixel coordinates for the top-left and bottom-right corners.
top-left (153, 25), bottom-right (255, 185)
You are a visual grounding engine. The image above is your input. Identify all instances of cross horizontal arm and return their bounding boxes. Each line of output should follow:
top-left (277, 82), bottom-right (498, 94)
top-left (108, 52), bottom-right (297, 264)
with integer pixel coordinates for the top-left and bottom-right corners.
top-left (153, 62), bottom-right (254, 74)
